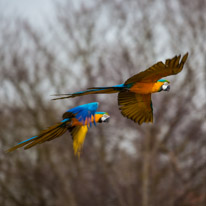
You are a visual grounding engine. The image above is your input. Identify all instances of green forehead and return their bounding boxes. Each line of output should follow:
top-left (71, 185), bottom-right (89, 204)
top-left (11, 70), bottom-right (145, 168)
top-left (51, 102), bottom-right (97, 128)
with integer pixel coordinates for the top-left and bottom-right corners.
top-left (96, 112), bottom-right (108, 115)
top-left (157, 79), bottom-right (170, 83)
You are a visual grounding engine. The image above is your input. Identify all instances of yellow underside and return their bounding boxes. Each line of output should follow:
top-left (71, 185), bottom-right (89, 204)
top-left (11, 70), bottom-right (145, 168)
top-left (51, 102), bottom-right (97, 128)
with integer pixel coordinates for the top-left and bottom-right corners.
top-left (72, 126), bottom-right (88, 157)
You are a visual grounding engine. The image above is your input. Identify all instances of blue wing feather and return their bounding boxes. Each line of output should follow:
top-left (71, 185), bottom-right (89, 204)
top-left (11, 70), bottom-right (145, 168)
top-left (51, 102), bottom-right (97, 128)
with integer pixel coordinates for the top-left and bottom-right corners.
top-left (66, 102), bottom-right (99, 126)
top-left (17, 136), bottom-right (38, 145)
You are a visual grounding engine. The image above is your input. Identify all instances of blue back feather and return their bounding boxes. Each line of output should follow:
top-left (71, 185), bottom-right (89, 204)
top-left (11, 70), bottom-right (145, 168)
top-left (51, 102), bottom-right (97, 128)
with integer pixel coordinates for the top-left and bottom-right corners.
top-left (66, 102), bottom-right (99, 126)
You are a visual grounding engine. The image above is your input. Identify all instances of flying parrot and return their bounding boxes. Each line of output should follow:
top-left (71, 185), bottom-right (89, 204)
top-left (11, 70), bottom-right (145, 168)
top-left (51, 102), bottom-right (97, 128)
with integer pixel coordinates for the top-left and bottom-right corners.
top-left (53, 53), bottom-right (188, 125)
top-left (7, 102), bottom-right (110, 156)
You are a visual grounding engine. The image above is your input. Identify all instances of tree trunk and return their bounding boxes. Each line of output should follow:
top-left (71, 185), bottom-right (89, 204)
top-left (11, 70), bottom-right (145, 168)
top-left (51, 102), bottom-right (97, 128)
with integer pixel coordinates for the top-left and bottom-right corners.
top-left (142, 133), bottom-right (151, 206)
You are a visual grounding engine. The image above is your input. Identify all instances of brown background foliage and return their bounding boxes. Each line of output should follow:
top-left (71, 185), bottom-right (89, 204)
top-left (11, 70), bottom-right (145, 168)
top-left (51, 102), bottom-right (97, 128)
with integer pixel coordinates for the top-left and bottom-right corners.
top-left (0, 0), bottom-right (205, 206)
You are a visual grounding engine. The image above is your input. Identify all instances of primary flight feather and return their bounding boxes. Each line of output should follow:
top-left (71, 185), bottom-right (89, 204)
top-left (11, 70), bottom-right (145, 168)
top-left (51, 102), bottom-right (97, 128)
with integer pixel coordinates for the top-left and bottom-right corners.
top-left (53, 53), bottom-right (188, 125)
top-left (7, 102), bottom-right (110, 156)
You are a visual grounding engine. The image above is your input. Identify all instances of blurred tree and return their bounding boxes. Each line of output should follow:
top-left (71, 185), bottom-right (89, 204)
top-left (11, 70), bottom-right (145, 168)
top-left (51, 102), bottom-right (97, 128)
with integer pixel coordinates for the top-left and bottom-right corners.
top-left (0, 0), bottom-right (205, 206)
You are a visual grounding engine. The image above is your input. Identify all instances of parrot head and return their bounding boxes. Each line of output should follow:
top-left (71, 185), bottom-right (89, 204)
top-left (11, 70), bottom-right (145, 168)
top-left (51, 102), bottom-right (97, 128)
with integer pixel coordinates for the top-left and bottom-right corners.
top-left (158, 79), bottom-right (170, 92)
top-left (96, 112), bottom-right (110, 123)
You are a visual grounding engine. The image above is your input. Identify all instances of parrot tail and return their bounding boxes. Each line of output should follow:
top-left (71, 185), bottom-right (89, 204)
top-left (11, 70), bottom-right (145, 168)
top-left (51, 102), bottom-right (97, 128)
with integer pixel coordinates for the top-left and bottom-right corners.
top-left (6, 120), bottom-right (71, 152)
top-left (52, 84), bottom-right (127, 100)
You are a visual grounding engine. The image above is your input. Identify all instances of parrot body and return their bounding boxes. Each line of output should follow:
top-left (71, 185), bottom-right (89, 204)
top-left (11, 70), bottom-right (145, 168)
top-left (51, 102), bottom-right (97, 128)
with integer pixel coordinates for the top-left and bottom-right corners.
top-left (7, 102), bottom-right (110, 156)
top-left (53, 53), bottom-right (188, 124)
top-left (129, 81), bottom-right (168, 94)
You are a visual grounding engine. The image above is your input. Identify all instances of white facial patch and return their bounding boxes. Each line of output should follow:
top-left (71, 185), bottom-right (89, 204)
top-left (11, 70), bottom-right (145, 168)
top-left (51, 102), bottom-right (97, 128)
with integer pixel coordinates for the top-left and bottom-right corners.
top-left (162, 82), bottom-right (170, 91)
top-left (162, 84), bottom-right (168, 90)
top-left (102, 114), bottom-right (110, 122)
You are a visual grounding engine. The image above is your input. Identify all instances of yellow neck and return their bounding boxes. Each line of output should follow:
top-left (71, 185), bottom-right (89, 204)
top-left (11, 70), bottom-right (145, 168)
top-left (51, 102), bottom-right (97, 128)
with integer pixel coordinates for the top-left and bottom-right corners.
top-left (151, 82), bottom-right (163, 93)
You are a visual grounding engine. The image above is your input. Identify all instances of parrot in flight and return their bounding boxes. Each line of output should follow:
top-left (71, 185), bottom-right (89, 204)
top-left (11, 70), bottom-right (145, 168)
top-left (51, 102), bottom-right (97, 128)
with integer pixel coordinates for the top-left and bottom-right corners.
top-left (53, 53), bottom-right (188, 125)
top-left (7, 102), bottom-right (110, 156)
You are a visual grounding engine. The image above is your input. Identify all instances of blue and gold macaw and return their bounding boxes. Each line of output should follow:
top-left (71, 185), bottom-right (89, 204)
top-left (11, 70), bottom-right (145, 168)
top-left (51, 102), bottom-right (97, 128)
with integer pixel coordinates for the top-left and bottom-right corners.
top-left (53, 53), bottom-right (188, 124)
top-left (7, 102), bottom-right (110, 156)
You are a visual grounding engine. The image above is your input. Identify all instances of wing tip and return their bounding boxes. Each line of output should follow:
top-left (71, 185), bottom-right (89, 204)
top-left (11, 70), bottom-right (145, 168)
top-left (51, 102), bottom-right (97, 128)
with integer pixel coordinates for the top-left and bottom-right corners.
top-left (5, 145), bottom-right (21, 153)
top-left (52, 95), bottom-right (72, 100)
top-left (178, 52), bottom-right (189, 69)
top-left (119, 108), bottom-right (153, 125)
top-left (5, 148), bottom-right (13, 153)
top-left (182, 52), bottom-right (189, 62)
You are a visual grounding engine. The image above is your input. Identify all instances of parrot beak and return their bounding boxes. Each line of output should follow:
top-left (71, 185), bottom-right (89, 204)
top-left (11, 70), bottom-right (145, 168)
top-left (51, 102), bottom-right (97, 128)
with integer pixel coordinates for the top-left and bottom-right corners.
top-left (162, 83), bottom-right (170, 92)
top-left (98, 114), bottom-right (110, 123)
top-left (102, 114), bottom-right (110, 122)
top-left (166, 85), bottom-right (170, 91)
top-left (104, 115), bottom-right (110, 122)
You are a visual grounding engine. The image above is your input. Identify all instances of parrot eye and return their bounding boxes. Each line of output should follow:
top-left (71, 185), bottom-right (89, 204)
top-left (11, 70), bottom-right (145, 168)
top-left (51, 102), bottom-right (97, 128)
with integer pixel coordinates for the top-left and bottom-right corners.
top-left (98, 114), bottom-right (110, 123)
top-left (162, 82), bottom-right (170, 91)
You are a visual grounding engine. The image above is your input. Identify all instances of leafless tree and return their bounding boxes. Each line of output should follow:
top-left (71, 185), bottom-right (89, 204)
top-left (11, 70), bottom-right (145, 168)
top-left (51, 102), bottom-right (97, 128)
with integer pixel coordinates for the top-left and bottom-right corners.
top-left (0, 0), bottom-right (205, 206)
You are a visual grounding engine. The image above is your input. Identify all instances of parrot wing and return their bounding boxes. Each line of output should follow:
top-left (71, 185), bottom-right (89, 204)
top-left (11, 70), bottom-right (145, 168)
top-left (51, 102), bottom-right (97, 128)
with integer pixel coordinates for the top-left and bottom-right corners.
top-left (62, 111), bottom-right (75, 120)
top-left (118, 91), bottom-right (153, 124)
top-left (69, 126), bottom-right (88, 157)
top-left (125, 53), bottom-right (188, 84)
top-left (6, 121), bottom-right (70, 152)
top-left (64, 102), bottom-right (99, 127)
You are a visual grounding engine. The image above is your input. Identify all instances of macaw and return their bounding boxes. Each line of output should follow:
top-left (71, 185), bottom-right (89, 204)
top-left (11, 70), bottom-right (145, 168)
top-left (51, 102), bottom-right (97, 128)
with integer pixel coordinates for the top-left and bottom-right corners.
top-left (7, 102), bottom-right (110, 156)
top-left (53, 53), bottom-right (188, 125)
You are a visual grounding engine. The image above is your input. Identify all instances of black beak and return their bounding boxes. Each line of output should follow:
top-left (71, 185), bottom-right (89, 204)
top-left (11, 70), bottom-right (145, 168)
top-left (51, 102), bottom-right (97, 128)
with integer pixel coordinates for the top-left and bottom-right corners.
top-left (98, 115), bottom-right (110, 123)
top-left (104, 117), bottom-right (110, 122)
top-left (166, 85), bottom-right (170, 91)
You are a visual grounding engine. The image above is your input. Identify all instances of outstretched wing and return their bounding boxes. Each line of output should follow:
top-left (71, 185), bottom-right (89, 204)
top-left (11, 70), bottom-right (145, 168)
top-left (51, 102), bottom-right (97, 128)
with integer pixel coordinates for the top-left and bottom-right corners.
top-left (63, 102), bottom-right (99, 127)
top-left (118, 91), bottom-right (153, 124)
top-left (69, 126), bottom-right (88, 157)
top-left (7, 121), bottom-right (70, 152)
top-left (125, 53), bottom-right (188, 84)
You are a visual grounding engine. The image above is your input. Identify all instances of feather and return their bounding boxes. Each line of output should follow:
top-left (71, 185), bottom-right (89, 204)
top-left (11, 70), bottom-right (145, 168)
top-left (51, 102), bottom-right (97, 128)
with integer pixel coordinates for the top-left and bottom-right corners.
top-left (52, 85), bottom-right (126, 100)
top-left (6, 121), bottom-right (70, 152)
top-left (125, 53), bottom-right (188, 84)
top-left (118, 91), bottom-right (153, 124)
top-left (70, 126), bottom-right (88, 157)
top-left (65, 102), bottom-right (99, 126)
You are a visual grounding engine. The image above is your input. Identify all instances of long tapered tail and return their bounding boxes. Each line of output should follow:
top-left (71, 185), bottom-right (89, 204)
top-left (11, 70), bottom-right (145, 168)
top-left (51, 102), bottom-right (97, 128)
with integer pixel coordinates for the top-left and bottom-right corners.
top-left (52, 84), bottom-right (126, 100)
top-left (6, 120), bottom-right (71, 152)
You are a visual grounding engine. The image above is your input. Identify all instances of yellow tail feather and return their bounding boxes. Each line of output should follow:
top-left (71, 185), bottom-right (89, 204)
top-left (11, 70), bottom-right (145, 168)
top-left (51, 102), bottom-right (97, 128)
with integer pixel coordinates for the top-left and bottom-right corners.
top-left (71, 126), bottom-right (88, 157)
